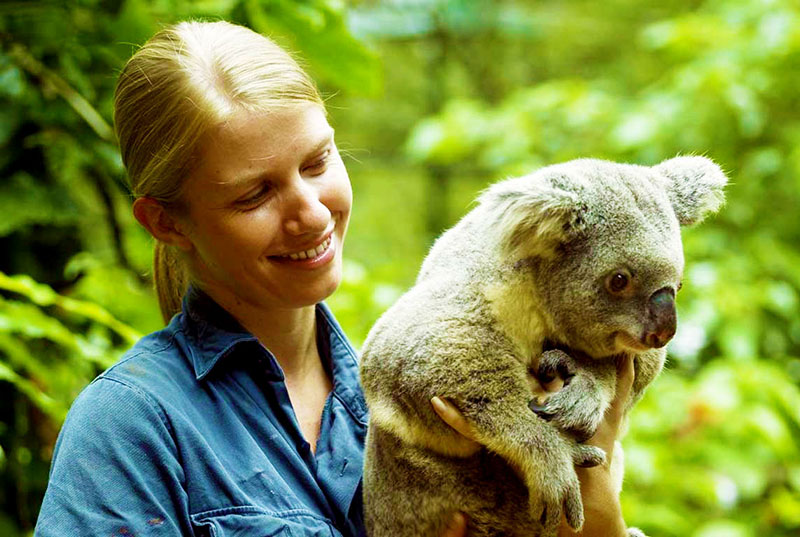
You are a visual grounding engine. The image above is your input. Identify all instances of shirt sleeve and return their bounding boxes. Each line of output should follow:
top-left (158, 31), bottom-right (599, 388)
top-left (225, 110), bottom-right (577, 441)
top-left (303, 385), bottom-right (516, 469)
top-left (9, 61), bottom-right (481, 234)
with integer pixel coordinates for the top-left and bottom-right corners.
top-left (35, 377), bottom-right (192, 536)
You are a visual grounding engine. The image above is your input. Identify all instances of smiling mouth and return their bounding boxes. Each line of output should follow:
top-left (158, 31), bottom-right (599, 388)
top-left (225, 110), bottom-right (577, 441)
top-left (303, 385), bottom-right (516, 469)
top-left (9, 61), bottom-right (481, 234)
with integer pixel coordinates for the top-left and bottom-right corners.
top-left (278, 236), bottom-right (332, 261)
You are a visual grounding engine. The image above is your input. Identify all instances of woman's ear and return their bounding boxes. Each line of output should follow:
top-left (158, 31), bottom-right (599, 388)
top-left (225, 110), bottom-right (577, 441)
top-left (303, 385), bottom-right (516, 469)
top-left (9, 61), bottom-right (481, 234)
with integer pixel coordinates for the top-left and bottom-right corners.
top-left (132, 197), bottom-right (193, 251)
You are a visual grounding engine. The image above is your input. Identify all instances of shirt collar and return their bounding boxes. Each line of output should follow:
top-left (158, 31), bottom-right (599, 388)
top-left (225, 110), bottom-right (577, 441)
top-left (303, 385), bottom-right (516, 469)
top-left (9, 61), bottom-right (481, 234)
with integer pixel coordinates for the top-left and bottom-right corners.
top-left (176, 288), bottom-right (367, 424)
top-left (316, 302), bottom-right (368, 424)
top-left (177, 286), bottom-right (259, 381)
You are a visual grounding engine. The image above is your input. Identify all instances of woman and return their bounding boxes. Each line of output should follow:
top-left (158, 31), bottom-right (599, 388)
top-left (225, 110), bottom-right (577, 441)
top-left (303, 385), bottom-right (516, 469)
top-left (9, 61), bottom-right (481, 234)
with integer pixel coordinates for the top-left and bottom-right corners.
top-left (34, 20), bottom-right (633, 537)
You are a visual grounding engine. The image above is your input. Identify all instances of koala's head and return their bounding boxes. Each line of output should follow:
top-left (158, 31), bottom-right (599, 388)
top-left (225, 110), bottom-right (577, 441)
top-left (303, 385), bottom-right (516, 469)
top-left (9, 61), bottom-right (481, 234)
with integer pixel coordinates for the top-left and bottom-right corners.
top-left (482, 156), bottom-right (727, 359)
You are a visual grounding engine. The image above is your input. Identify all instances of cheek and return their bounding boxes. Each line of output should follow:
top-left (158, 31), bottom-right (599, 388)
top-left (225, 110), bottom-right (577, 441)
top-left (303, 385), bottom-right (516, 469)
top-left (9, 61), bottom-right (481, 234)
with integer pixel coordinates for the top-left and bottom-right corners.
top-left (325, 172), bottom-right (353, 221)
top-left (201, 212), bottom-right (280, 256)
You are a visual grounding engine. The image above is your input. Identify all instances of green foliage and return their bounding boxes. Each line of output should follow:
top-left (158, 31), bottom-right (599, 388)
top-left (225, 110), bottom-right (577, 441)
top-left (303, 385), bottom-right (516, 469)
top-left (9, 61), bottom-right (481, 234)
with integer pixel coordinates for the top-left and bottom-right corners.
top-left (0, 0), bottom-right (798, 535)
top-left (624, 361), bottom-right (800, 536)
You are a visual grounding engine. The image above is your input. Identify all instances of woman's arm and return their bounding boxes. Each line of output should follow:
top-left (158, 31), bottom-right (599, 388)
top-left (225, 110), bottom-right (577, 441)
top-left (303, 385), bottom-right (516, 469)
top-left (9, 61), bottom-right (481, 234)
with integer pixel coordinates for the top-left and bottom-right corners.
top-left (35, 378), bottom-right (191, 536)
top-left (558, 354), bottom-right (635, 537)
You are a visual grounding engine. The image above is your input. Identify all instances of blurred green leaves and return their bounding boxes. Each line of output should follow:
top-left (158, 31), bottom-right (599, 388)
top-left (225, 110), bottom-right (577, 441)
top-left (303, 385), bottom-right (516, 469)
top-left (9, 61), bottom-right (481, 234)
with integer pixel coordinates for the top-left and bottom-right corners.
top-left (0, 0), bottom-right (798, 535)
top-left (624, 361), bottom-right (800, 535)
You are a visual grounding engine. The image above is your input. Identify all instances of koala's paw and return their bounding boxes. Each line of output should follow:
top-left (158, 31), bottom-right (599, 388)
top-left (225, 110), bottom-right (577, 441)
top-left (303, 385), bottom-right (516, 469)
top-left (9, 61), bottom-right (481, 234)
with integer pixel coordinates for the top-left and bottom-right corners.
top-left (530, 349), bottom-right (607, 442)
top-left (528, 441), bottom-right (605, 537)
top-left (628, 527), bottom-right (647, 537)
top-left (530, 466), bottom-right (582, 537)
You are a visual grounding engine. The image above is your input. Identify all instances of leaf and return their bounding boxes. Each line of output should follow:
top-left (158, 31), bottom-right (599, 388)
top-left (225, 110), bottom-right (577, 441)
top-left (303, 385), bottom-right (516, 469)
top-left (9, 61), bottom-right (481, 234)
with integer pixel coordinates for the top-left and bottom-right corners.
top-left (242, 0), bottom-right (382, 96)
top-left (0, 271), bottom-right (141, 344)
top-left (693, 520), bottom-right (753, 537)
top-left (0, 172), bottom-right (80, 236)
top-left (0, 361), bottom-right (65, 420)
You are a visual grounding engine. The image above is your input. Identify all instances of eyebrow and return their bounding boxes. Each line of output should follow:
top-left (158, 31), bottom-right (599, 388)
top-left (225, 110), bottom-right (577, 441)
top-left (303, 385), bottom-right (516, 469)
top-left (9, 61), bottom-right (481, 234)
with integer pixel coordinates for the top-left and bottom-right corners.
top-left (226, 129), bottom-right (335, 188)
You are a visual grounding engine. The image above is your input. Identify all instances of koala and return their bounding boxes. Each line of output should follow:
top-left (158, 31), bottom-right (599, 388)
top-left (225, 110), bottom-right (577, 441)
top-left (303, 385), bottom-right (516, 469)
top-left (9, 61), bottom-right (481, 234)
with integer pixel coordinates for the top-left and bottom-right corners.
top-left (359, 156), bottom-right (727, 537)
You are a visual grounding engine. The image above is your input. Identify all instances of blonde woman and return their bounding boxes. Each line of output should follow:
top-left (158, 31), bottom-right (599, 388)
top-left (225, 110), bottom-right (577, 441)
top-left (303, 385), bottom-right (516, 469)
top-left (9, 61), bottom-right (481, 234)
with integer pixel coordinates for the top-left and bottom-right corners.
top-left (34, 20), bottom-right (634, 537)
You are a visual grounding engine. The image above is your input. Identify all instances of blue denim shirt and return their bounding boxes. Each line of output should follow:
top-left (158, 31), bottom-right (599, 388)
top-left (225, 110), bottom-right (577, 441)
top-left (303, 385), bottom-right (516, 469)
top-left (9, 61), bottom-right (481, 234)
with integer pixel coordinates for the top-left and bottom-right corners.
top-left (35, 287), bottom-right (368, 537)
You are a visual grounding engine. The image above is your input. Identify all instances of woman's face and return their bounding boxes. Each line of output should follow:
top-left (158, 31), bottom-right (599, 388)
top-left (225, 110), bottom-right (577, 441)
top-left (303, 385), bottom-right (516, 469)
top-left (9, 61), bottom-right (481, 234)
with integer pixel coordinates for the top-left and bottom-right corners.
top-left (178, 103), bottom-right (352, 311)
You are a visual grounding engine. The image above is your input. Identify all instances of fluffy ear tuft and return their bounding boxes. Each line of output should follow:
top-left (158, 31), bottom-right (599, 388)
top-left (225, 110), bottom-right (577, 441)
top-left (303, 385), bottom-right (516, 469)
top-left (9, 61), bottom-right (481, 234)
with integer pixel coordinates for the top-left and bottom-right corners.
top-left (480, 176), bottom-right (586, 259)
top-left (654, 156), bottom-right (728, 226)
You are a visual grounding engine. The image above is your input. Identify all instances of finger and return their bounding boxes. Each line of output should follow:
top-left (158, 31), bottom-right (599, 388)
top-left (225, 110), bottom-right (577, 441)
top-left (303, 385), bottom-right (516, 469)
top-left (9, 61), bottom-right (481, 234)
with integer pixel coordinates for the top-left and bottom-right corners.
top-left (431, 397), bottom-right (478, 442)
top-left (540, 376), bottom-right (566, 393)
top-left (607, 355), bottom-right (635, 422)
top-left (440, 512), bottom-right (468, 537)
top-left (615, 354), bottom-right (635, 401)
top-left (585, 355), bottom-right (634, 458)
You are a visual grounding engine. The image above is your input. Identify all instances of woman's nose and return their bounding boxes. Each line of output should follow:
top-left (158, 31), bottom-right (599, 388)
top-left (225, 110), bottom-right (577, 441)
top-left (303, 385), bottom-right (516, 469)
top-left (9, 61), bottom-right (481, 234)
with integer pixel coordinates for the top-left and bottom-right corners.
top-left (282, 179), bottom-right (331, 236)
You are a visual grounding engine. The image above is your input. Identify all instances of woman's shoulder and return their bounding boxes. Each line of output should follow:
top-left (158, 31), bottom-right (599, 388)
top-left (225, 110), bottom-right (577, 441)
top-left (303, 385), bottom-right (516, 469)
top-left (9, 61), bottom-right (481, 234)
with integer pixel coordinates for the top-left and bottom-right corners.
top-left (62, 317), bottom-right (200, 434)
top-left (99, 320), bottom-right (192, 394)
top-left (65, 326), bottom-right (188, 435)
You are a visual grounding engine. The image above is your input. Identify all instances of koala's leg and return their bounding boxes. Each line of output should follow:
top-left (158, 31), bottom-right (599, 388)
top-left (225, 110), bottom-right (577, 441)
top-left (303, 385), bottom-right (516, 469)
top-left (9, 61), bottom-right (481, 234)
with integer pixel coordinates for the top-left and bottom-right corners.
top-left (530, 349), bottom-right (616, 442)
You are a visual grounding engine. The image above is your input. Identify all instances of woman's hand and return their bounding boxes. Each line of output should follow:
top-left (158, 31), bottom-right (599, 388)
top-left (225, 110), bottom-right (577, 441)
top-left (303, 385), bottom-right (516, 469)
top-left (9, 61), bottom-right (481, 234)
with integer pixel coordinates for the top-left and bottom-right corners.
top-left (430, 396), bottom-right (482, 456)
top-left (558, 354), bottom-right (635, 537)
top-left (440, 512), bottom-right (469, 537)
top-left (430, 397), bottom-right (481, 536)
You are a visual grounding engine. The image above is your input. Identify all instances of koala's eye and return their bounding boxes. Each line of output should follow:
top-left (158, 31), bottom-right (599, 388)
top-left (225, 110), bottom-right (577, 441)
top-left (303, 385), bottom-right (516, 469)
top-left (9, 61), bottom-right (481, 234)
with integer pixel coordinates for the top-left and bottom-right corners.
top-left (606, 270), bottom-right (632, 294)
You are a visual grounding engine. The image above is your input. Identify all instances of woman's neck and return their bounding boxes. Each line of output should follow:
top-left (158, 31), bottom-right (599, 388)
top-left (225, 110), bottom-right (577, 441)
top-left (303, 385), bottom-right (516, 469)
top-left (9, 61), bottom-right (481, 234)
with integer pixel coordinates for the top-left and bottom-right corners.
top-left (199, 285), bottom-right (320, 378)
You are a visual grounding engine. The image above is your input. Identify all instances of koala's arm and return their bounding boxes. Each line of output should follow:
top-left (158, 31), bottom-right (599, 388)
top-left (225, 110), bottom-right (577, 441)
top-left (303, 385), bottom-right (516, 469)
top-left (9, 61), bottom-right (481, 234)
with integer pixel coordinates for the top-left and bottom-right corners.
top-left (441, 340), bottom-right (605, 537)
top-left (531, 348), bottom-right (666, 440)
top-left (530, 349), bottom-right (617, 442)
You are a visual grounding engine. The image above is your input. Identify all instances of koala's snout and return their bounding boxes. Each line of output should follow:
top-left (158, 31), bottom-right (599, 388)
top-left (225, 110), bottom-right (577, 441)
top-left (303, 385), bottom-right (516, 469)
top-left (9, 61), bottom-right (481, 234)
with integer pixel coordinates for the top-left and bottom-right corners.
top-left (643, 287), bottom-right (676, 348)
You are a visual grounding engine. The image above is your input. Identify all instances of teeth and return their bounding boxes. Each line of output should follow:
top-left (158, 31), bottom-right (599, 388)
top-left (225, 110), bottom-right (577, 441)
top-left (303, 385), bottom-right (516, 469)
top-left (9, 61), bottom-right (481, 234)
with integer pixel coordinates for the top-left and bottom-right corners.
top-left (282, 237), bottom-right (331, 261)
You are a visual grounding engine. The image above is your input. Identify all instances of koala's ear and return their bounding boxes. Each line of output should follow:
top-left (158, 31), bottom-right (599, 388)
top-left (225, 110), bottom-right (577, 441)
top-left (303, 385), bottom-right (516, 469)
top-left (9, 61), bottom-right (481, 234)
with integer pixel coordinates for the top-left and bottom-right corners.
top-left (654, 156), bottom-right (728, 226)
top-left (480, 176), bottom-right (587, 259)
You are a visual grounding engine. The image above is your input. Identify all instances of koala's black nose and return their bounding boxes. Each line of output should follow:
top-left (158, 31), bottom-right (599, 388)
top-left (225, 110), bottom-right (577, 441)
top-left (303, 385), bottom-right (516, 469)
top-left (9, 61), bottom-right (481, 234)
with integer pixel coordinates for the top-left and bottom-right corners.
top-left (644, 287), bottom-right (677, 348)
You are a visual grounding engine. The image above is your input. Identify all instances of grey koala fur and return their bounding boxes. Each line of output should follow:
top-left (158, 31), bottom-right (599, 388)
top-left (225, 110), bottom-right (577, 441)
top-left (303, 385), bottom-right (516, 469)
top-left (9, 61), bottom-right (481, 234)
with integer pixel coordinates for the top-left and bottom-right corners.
top-left (359, 156), bottom-right (727, 537)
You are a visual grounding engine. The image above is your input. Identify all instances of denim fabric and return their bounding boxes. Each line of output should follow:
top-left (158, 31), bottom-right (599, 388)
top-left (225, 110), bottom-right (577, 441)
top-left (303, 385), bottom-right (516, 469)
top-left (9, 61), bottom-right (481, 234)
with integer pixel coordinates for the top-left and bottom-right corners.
top-left (35, 287), bottom-right (368, 537)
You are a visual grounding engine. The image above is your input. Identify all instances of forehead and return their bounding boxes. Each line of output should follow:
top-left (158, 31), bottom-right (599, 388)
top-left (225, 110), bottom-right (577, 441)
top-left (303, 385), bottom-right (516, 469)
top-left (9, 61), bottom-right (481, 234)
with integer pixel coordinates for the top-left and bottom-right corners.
top-left (574, 164), bottom-right (684, 272)
top-left (193, 103), bottom-right (332, 187)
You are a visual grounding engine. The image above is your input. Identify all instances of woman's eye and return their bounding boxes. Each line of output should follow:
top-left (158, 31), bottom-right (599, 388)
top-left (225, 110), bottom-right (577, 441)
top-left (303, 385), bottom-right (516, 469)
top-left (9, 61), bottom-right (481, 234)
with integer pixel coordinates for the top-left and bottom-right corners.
top-left (236, 185), bottom-right (271, 209)
top-left (303, 149), bottom-right (330, 175)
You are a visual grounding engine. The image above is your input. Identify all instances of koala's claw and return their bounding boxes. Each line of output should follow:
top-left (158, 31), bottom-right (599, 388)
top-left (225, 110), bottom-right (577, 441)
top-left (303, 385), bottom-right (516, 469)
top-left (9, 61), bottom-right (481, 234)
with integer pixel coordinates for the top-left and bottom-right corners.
top-left (534, 480), bottom-right (584, 537)
top-left (528, 399), bottom-right (555, 421)
top-left (571, 443), bottom-right (606, 468)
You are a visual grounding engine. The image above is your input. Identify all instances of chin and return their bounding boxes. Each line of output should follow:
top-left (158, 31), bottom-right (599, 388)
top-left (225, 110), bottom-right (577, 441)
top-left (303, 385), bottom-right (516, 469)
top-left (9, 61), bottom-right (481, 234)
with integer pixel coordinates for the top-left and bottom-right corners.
top-left (309, 277), bottom-right (342, 306)
top-left (614, 331), bottom-right (651, 353)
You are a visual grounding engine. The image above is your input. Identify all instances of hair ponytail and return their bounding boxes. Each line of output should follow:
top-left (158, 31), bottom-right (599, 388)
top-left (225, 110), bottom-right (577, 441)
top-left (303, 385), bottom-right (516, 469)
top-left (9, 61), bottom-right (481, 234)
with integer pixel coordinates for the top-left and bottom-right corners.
top-left (153, 242), bottom-right (188, 323)
top-left (114, 21), bottom-right (323, 324)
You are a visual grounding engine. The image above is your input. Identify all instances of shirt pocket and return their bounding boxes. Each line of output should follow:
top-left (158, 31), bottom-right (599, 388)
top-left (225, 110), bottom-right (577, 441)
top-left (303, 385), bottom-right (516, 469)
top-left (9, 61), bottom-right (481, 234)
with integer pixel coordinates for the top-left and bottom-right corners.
top-left (192, 507), bottom-right (338, 537)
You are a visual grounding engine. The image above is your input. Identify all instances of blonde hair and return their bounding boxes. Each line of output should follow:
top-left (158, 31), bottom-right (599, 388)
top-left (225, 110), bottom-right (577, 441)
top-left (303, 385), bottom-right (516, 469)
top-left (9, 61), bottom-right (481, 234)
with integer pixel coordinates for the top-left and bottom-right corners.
top-left (114, 20), bottom-right (323, 323)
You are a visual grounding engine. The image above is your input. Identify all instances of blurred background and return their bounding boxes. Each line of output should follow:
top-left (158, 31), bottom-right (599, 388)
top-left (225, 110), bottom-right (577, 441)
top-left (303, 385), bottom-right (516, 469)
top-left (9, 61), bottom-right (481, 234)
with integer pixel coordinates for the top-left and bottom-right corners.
top-left (1, 0), bottom-right (799, 535)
